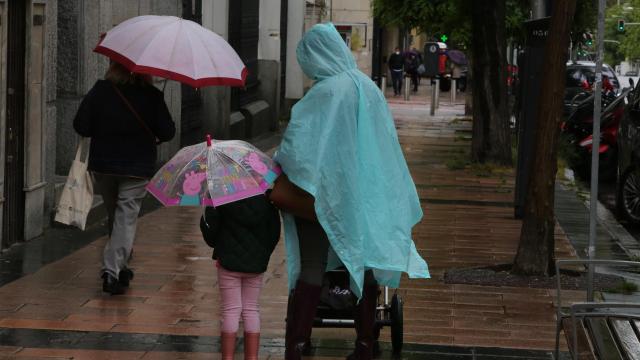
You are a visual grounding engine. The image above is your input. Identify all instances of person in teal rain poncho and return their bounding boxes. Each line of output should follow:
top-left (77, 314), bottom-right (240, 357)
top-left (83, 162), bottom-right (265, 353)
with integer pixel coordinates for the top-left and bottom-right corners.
top-left (269, 23), bottom-right (429, 360)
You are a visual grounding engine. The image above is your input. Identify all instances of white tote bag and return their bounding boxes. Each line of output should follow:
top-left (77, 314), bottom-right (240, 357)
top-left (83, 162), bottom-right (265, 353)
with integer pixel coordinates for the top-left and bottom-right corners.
top-left (54, 138), bottom-right (93, 230)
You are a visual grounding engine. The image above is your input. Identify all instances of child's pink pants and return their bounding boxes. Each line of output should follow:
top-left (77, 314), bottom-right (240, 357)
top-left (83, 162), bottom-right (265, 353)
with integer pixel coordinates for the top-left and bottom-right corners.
top-left (217, 265), bottom-right (264, 333)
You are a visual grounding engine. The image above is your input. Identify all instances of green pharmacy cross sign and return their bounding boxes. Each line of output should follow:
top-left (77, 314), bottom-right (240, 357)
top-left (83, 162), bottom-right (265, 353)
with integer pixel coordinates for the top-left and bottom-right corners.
top-left (440, 34), bottom-right (448, 43)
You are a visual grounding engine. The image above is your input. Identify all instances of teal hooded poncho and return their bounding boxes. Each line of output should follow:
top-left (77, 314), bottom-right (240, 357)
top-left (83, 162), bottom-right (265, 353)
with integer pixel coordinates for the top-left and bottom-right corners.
top-left (274, 23), bottom-right (429, 298)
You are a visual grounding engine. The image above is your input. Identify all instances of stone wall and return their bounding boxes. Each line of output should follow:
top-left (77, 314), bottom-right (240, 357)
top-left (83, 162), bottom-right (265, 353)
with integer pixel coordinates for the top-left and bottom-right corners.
top-left (55, 0), bottom-right (182, 176)
top-left (44, 0), bottom-right (58, 216)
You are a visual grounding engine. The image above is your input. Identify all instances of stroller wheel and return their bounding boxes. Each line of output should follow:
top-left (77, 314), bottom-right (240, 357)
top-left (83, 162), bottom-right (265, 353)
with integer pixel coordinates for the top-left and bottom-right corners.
top-left (390, 294), bottom-right (403, 354)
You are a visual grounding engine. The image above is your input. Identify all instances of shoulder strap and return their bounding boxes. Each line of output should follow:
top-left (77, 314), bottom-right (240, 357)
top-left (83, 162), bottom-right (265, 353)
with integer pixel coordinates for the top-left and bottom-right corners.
top-left (111, 82), bottom-right (158, 143)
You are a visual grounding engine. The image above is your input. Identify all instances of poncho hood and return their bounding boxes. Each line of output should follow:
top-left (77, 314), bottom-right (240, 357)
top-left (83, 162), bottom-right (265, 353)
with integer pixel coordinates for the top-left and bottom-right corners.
top-left (296, 23), bottom-right (356, 81)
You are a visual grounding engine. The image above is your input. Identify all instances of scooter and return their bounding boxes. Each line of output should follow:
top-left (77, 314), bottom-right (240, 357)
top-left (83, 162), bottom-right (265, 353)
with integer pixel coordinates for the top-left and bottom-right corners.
top-left (560, 87), bottom-right (629, 180)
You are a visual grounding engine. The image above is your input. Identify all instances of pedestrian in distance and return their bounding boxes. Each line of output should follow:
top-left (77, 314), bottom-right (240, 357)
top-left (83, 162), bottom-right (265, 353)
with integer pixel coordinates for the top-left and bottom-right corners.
top-left (73, 60), bottom-right (176, 295)
top-left (269, 23), bottom-right (429, 360)
top-left (200, 195), bottom-right (280, 360)
top-left (412, 47), bottom-right (424, 86)
top-left (388, 46), bottom-right (404, 96)
top-left (404, 48), bottom-right (420, 92)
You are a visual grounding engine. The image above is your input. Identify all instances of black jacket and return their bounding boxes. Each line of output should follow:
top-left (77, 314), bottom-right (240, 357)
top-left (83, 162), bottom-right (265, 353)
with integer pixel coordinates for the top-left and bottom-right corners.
top-left (73, 80), bottom-right (176, 178)
top-left (388, 52), bottom-right (404, 71)
top-left (200, 195), bottom-right (280, 274)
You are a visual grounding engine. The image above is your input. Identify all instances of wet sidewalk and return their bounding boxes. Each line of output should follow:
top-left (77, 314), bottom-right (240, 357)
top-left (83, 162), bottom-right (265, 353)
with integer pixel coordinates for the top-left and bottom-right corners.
top-left (0, 83), bottom-right (579, 359)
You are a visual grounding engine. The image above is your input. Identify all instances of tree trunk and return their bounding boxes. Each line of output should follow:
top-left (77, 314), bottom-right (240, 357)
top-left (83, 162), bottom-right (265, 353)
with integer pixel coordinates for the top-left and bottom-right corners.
top-left (513, 0), bottom-right (577, 276)
top-left (470, 0), bottom-right (511, 165)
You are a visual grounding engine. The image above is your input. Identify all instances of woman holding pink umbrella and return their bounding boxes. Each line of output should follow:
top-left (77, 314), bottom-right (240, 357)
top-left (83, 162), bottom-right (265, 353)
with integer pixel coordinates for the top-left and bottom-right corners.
top-left (73, 60), bottom-right (176, 295)
top-left (77, 14), bottom-right (248, 295)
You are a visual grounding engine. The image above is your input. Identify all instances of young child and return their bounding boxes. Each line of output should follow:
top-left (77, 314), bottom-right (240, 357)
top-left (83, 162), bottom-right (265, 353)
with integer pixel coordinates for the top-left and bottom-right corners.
top-left (200, 194), bottom-right (280, 360)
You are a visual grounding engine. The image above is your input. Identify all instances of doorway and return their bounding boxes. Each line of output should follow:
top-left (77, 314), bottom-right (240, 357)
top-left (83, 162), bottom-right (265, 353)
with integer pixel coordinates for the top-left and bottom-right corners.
top-left (2, 0), bottom-right (27, 249)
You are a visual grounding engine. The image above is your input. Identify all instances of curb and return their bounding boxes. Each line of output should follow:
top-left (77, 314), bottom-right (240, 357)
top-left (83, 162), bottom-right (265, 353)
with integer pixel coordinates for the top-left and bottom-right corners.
top-left (558, 170), bottom-right (640, 260)
top-left (594, 199), bottom-right (640, 258)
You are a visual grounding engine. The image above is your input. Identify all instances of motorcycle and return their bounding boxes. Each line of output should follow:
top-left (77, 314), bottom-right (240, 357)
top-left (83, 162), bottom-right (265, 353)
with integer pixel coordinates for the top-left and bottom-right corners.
top-left (560, 87), bottom-right (629, 181)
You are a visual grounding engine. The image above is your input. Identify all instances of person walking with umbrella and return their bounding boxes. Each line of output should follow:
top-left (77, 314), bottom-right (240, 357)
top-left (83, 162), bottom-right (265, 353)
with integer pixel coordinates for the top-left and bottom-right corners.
top-left (73, 60), bottom-right (176, 295)
top-left (146, 134), bottom-right (283, 360)
top-left (404, 48), bottom-right (420, 92)
top-left (76, 14), bottom-right (247, 296)
top-left (199, 181), bottom-right (280, 360)
top-left (269, 23), bottom-right (430, 360)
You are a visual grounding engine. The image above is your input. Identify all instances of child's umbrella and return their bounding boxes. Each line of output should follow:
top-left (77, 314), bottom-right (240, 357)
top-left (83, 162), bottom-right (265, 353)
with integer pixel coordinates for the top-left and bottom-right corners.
top-left (146, 135), bottom-right (280, 207)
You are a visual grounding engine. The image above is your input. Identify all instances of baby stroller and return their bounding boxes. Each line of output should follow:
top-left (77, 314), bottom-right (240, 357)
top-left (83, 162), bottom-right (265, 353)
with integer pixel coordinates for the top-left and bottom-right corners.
top-left (306, 267), bottom-right (404, 355)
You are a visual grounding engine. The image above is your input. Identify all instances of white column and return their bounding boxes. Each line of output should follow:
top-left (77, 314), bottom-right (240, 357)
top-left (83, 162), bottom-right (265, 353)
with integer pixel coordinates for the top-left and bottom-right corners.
top-left (202, 0), bottom-right (228, 39)
top-left (24, 2), bottom-right (47, 240)
top-left (285, 0), bottom-right (304, 100)
top-left (201, 0), bottom-right (231, 138)
top-left (258, 0), bottom-right (280, 61)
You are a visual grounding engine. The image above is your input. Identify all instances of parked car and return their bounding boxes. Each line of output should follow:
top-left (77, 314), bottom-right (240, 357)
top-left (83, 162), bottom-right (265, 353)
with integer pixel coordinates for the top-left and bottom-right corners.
top-left (616, 79), bottom-right (640, 224)
top-left (564, 61), bottom-right (620, 117)
top-left (625, 70), bottom-right (638, 76)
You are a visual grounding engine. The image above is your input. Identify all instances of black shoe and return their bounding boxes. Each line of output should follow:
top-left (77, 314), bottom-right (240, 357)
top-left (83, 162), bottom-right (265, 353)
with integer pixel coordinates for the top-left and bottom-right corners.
top-left (102, 273), bottom-right (125, 295)
top-left (118, 268), bottom-right (134, 287)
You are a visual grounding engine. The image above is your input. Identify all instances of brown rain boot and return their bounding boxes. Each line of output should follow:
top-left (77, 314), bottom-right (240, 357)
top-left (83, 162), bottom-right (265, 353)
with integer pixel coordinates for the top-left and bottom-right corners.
top-left (244, 332), bottom-right (260, 360)
top-left (347, 284), bottom-right (379, 360)
top-left (285, 280), bottom-right (322, 360)
top-left (221, 332), bottom-right (237, 360)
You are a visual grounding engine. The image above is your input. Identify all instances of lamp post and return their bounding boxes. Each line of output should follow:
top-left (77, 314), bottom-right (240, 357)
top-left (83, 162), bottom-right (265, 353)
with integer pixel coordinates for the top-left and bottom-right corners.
top-left (587, 0), bottom-right (606, 302)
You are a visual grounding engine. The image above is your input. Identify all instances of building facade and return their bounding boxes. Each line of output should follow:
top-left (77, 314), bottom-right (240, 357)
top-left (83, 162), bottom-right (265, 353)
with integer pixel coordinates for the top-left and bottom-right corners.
top-left (296, 0), bottom-right (375, 93)
top-left (0, 0), bottom-right (392, 250)
top-left (0, 0), bottom-right (57, 250)
top-left (0, 0), bottom-right (293, 250)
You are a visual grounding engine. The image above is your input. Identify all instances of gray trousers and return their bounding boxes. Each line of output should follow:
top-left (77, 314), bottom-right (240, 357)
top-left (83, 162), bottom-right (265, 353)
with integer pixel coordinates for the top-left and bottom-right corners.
top-left (93, 174), bottom-right (148, 278)
top-left (295, 217), bottom-right (376, 287)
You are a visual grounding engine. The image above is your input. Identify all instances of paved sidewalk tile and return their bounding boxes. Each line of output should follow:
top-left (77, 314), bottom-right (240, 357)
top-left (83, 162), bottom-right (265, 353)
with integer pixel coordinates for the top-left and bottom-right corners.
top-left (0, 87), bottom-right (573, 358)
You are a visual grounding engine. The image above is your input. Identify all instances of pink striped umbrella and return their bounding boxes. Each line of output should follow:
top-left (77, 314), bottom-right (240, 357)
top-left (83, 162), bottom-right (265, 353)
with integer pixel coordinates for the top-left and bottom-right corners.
top-left (94, 15), bottom-right (246, 88)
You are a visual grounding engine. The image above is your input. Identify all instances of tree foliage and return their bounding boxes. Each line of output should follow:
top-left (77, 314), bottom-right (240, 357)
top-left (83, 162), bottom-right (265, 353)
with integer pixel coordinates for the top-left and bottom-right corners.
top-left (617, 1), bottom-right (640, 61)
top-left (569, 1), bottom-right (640, 67)
top-left (603, 4), bottom-right (627, 65)
top-left (372, 0), bottom-right (598, 52)
top-left (372, 0), bottom-right (528, 49)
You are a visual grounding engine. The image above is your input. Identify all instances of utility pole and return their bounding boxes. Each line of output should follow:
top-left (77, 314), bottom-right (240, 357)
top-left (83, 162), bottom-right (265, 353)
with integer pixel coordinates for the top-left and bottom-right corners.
top-left (532, 0), bottom-right (547, 19)
top-left (587, 0), bottom-right (606, 302)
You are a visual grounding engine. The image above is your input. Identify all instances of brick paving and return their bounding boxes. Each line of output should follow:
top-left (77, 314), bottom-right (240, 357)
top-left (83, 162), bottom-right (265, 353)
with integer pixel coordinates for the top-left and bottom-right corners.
top-left (0, 84), bottom-right (580, 358)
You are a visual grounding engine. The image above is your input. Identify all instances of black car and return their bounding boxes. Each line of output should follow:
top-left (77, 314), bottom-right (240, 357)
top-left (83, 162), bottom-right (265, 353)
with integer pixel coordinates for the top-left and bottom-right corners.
top-left (564, 61), bottom-right (620, 117)
top-left (616, 78), bottom-right (640, 224)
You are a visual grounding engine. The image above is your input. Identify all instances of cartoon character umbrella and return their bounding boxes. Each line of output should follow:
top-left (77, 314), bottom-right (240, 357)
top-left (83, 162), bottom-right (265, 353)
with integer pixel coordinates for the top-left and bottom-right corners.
top-left (146, 136), bottom-right (280, 207)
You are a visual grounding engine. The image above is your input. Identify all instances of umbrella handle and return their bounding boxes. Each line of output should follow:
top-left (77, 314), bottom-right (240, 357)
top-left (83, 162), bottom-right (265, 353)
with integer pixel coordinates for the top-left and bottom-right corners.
top-left (206, 134), bottom-right (212, 147)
